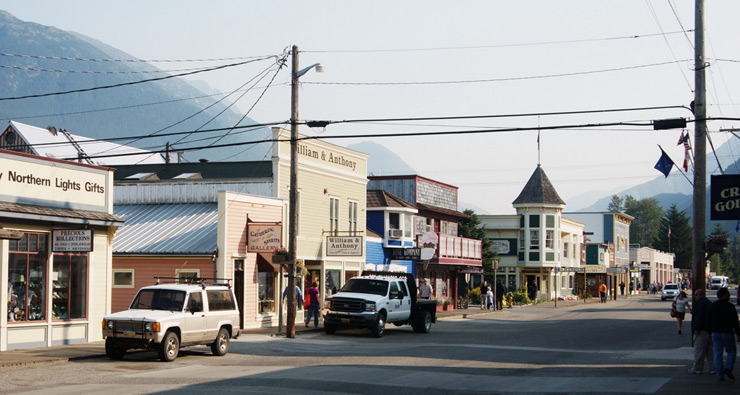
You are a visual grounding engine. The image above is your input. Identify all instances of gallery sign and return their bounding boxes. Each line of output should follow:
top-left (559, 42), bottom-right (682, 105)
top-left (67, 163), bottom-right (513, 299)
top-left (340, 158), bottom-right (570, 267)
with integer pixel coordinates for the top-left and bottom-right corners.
top-left (711, 174), bottom-right (740, 220)
top-left (247, 223), bottom-right (282, 252)
top-left (52, 229), bottom-right (93, 252)
top-left (327, 236), bottom-right (364, 256)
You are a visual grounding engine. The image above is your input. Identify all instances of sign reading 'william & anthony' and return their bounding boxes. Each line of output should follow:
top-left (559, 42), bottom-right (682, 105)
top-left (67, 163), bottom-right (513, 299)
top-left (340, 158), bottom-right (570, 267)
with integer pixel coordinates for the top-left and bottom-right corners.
top-left (327, 236), bottom-right (363, 256)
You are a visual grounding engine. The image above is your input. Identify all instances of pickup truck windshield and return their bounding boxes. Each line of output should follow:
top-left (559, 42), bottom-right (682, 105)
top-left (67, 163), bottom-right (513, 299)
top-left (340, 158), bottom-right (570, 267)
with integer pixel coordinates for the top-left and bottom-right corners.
top-left (340, 279), bottom-right (389, 296)
top-left (131, 289), bottom-right (186, 311)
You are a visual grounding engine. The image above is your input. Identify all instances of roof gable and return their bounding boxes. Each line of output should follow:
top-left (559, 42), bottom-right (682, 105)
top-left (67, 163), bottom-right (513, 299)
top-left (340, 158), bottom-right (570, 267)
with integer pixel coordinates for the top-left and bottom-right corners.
top-left (367, 189), bottom-right (416, 209)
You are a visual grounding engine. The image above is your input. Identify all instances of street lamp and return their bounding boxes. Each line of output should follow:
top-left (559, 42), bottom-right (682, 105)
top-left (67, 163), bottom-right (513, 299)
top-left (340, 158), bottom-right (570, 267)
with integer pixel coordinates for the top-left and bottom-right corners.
top-left (286, 45), bottom-right (322, 338)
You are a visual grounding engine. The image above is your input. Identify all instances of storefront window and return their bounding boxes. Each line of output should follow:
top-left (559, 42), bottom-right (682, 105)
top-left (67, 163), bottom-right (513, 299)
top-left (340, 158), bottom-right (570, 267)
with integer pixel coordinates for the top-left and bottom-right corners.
top-left (258, 272), bottom-right (275, 314)
top-left (52, 253), bottom-right (87, 320)
top-left (8, 233), bottom-right (47, 322)
top-left (325, 270), bottom-right (341, 296)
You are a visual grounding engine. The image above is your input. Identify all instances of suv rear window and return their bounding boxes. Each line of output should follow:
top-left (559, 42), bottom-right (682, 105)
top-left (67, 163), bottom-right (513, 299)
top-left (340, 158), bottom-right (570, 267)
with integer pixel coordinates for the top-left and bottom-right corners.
top-left (664, 284), bottom-right (679, 290)
top-left (207, 290), bottom-right (236, 311)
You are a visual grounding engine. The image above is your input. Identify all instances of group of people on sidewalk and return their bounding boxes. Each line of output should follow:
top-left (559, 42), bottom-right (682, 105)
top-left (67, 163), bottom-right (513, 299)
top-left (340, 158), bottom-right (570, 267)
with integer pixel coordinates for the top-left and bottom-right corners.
top-left (479, 280), bottom-right (507, 310)
top-left (684, 287), bottom-right (740, 382)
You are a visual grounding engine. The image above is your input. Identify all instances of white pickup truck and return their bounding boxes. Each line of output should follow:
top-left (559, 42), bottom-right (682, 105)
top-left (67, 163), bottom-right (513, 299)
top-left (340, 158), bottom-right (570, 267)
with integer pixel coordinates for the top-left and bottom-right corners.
top-left (102, 280), bottom-right (240, 362)
top-left (323, 271), bottom-right (437, 337)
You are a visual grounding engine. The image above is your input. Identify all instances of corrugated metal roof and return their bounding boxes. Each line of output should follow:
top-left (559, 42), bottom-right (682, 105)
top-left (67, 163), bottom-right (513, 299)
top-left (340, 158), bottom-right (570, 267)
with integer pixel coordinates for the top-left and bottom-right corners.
top-left (9, 121), bottom-right (165, 166)
top-left (113, 203), bottom-right (218, 254)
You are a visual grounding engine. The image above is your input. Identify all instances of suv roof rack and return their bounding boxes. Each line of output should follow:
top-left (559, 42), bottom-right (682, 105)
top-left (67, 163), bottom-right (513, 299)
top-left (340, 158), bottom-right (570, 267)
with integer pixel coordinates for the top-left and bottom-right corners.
top-left (153, 276), bottom-right (232, 289)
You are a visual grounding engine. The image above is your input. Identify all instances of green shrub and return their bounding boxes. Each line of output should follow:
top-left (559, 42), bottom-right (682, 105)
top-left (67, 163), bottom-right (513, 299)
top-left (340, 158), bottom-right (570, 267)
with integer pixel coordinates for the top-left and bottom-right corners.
top-left (508, 291), bottom-right (530, 305)
top-left (468, 288), bottom-right (481, 305)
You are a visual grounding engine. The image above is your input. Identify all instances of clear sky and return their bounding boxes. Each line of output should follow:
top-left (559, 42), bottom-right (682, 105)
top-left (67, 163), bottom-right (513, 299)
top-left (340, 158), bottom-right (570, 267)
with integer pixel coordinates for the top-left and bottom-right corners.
top-left (2, 1), bottom-right (739, 214)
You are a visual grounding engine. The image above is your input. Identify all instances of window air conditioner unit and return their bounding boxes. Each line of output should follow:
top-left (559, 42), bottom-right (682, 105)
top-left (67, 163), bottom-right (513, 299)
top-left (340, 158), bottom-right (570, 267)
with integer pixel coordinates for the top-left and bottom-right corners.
top-left (388, 229), bottom-right (403, 239)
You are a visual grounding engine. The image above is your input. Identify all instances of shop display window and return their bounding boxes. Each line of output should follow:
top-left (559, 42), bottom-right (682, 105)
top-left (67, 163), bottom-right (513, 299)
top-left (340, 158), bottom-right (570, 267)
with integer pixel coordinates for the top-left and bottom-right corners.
top-left (258, 272), bottom-right (275, 314)
top-left (52, 253), bottom-right (87, 320)
top-left (325, 270), bottom-right (341, 296)
top-left (8, 233), bottom-right (47, 322)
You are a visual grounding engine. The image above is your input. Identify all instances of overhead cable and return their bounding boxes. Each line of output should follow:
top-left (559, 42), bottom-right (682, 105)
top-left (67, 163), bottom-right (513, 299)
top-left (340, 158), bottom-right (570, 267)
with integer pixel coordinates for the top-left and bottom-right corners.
top-left (0, 55), bottom-right (278, 101)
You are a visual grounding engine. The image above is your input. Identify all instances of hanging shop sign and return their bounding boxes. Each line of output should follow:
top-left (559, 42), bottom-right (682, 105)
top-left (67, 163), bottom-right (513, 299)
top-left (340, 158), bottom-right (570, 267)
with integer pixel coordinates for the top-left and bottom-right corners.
top-left (247, 223), bottom-right (282, 252)
top-left (390, 247), bottom-right (421, 260)
top-left (607, 267), bottom-right (626, 273)
top-left (711, 174), bottom-right (740, 220)
top-left (52, 229), bottom-right (93, 252)
top-left (327, 236), bottom-right (364, 256)
top-left (585, 265), bottom-right (607, 273)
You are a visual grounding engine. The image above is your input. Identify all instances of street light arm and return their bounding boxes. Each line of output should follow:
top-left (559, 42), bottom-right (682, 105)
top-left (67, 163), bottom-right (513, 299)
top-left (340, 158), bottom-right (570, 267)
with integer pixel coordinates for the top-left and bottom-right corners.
top-left (295, 63), bottom-right (323, 79)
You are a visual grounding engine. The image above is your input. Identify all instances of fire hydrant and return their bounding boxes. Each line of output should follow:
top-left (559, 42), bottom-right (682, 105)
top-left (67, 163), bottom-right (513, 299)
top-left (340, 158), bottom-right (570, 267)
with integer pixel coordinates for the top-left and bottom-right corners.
top-left (508, 295), bottom-right (513, 308)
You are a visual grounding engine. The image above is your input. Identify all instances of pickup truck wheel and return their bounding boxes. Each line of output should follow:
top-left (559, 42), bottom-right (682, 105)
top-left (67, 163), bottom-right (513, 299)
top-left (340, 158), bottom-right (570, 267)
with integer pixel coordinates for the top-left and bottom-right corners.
top-left (324, 323), bottom-right (337, 334)
top-left (105, 337), bottom-right (126, 360)
top-left (371, 312), bottom-right (386, 338)
top-left (211, 327), bottom-right (230, 356)
top-left (158, 331), bottom-right (180, 362)
top-left (413, 311), bottom-right (432, 333)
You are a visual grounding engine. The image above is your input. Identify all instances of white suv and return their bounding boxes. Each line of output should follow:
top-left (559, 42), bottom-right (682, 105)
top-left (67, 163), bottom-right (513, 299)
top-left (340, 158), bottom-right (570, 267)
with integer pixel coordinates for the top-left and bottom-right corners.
top-left (661, 283), bottom-right (680, 301)
top-left (102, 281), bottom-right (240, 362)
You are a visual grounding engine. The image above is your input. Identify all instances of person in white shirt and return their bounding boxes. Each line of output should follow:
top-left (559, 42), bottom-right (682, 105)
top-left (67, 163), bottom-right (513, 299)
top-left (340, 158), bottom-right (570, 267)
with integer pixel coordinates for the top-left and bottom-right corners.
top-left (419, 279), bottom-right (433, 299)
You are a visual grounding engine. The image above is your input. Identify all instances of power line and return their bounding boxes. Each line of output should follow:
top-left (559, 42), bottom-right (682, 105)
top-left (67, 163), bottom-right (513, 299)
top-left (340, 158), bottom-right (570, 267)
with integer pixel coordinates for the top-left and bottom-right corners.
top-left (302, 60), bottom-right (690, 86)
top-left (0, 55), bottom-right (278, 101)
top-left (644, 0), bottom-right (693, 91)
top-left (302, 31), bottom-right (693, 53)
top-left (0, 63), bottom-right (229, 74)
top-left (60, 119), bottom-right (662, 162)
top-left (0, 52), bottom-right (275, 63)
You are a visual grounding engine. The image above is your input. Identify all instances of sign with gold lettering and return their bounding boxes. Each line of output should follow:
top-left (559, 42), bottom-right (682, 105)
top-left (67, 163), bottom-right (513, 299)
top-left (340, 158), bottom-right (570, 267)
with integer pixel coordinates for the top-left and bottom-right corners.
top-left (247, 223), bottom-right (282, 252)
top-left (711, 175), bottom-right (740, 220)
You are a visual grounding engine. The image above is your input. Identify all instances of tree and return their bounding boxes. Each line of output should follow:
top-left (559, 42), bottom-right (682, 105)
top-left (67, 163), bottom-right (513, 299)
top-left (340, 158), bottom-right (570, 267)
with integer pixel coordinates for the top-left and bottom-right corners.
top-left (624, 196), bottom-right (664, 248)
top-left (607, 195), bottom-right (624, 213)
top-left (653, 204), bottom-right (692, 269)
top-left (458, 209), bottom-right (497, 274)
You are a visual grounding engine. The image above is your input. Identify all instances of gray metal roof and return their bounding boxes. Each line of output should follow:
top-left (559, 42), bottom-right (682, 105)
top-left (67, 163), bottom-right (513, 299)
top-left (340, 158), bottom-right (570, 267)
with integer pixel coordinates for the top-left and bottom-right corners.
top-left (113, 203), bottom-right (217, 254)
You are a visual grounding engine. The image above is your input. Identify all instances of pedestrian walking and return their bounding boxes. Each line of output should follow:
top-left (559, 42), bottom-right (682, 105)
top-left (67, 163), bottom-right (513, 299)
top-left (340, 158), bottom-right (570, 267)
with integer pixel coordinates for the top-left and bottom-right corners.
top-left (672, 291), bottom-right (691, 335)
top-left (304, 281), bottom-right (320, 328)
top-left (688, 288), bottom-right (715, 375)
top-left (495, 279), bottom-right (505, 310)
top-left (619, 281), bottom-right (625, 296)
top-left (486, 287), bottom-right (493, 310)
top-left (418, 279), bottom-right (432, 299)
top-left (708, 287), bottom-right (740, 381)
top-left (479, 281), bottom-right (488, 309)
top-left (527, 281), bottom-right (538, 303)
top-left (599, 282), bottom-right (607, 303)
top-left (629, 282), bottom-right (634, 294)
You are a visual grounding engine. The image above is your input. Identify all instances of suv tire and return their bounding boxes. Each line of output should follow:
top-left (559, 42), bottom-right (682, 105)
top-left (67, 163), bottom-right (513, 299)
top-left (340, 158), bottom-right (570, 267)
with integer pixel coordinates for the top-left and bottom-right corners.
top-left (105, 337), bottom-right (126, 360)
top-left (371, 312), bottom-right (386, 338)
top-left (211, 327), bottom-right (230, 356)
top-left (158, 331), bottom-right (180, 362)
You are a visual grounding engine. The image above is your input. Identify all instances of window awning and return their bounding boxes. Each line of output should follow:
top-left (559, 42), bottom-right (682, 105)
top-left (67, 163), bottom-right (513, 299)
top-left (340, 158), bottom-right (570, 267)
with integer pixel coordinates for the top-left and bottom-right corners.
top-left (257, 252), bottom-right (281, 273)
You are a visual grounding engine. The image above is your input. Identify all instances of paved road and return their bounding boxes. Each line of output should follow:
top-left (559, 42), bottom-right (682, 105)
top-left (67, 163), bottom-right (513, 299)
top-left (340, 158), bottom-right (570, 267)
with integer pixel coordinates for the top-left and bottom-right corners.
top-left (0, 295), bottom-right (736, 394)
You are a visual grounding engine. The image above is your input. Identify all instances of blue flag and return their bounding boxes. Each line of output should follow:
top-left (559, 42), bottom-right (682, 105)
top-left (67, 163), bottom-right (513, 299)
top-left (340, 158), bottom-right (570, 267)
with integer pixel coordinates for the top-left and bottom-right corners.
top-left (654, 149), bottom-right (674, 178)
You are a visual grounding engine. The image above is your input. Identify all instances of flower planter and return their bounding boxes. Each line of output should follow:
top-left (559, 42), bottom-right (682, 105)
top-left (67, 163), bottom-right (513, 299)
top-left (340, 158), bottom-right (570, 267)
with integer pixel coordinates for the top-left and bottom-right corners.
top-left (272, 252), bottom-right (289, 264)
top-left (706, 242), bottom-right (725, 253)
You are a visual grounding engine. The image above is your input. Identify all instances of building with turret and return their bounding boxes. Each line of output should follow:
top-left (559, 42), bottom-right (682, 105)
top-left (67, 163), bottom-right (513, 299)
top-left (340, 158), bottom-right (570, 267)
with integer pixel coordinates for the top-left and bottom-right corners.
top-left (479, 165), bottom-right (584, 301)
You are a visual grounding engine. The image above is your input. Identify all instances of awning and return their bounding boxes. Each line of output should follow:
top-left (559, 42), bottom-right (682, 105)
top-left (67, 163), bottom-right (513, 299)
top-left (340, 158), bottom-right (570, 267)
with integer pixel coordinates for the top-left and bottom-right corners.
top-left (257, 253), bottom-right (281, 272)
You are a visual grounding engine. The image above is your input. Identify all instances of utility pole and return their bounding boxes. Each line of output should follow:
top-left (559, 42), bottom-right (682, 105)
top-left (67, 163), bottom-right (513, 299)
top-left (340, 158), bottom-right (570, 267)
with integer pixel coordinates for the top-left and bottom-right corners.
top-left (286, 44), bottom-right (300, 339)
top-left (692, 0), bottom-right (707, 292)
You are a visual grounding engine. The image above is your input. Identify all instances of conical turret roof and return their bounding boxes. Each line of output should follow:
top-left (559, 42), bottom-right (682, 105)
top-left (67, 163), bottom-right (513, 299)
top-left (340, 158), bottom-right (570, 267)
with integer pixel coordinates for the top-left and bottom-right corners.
top-left (512, 165), bottom-right (565, 206)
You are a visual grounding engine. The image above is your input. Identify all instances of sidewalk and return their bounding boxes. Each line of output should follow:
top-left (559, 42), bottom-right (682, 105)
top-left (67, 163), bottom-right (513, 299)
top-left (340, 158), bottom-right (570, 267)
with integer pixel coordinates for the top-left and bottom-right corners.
top-left (0, 293), bottom-right (650, 368)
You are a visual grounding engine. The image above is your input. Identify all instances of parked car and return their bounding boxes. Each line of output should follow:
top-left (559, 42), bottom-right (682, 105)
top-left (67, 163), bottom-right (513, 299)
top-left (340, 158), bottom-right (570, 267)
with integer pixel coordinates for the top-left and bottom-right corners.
top-left (661, 283), bottom-right (680, 301)
top-left (102, 279), bottom-right (240, 362)
top-left (323, 271), bottom-right (437, 337)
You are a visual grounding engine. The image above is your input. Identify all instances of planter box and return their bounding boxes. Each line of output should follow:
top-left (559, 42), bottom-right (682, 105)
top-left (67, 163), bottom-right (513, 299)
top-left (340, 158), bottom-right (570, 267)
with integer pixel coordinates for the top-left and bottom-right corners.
top-left (706, 242), bottom-right (725, 253)
top-left (272, 252), bottom-right (289, 264)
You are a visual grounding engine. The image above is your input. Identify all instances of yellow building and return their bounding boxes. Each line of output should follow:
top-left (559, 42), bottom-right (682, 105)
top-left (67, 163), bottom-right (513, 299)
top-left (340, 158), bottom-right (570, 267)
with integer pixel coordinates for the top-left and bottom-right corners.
top-left (271, 127), bottom-right (368, 296)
